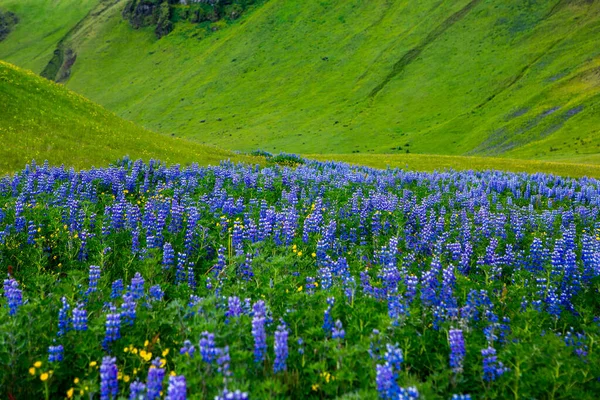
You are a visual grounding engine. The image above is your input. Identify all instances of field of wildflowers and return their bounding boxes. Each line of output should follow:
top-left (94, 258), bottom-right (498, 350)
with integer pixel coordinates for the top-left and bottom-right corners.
top-left (1, 157), bottom-right (600, 399)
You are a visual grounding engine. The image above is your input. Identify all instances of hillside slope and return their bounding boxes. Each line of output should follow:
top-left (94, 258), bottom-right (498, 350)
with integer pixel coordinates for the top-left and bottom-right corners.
top-left (0, 60), bottom-right (256, 174)
top-left (2, 0), bottom-right (600, 162)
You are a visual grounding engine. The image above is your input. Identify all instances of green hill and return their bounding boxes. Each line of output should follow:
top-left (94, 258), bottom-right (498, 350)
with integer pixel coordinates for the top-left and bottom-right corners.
top-left (1, 0), bottom-right (600, 163)
top-left (0, 60), bottom-right (257, 174)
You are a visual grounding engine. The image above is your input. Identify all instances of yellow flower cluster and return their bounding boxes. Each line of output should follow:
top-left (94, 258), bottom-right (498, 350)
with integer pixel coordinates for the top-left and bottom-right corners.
top-left (320, 371), bottom-right (335, 383)
top-left (29, 361), bottom-right (53, 382)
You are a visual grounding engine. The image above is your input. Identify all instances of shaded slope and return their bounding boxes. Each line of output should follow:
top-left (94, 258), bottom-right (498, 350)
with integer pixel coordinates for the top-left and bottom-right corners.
top-left (2, 0), bottom-right (600, 162)
top-left (0, 61), bottom-right (256, 174)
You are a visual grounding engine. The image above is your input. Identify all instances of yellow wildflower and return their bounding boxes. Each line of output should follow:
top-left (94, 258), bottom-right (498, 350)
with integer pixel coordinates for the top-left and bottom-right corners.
top-left (312, 384), bottom-right (319, 391)
top-left (34, 361), bottom-right (42, 368)
top-left (124, 375), bottom-right (130, 383)
top-left (89, 361), bottom-right (97, 367)
top-left (40, 373), bottom-right (49, 382)
top-left (29, 367), bottom-right (36, 376)
top-left (74, 378), bottom-right (80, 384)
top-left (67, 388), bottom-right (74, 398)
top-left (162, 349), bottom-right (170, 357)
top-left (297, 251), bottom-right (303, 256)
top-left (297, 286), bottom-right (303, 292)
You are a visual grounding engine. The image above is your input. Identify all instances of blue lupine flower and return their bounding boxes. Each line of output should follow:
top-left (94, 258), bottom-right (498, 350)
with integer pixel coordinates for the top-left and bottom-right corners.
top-left (129, 380), bottom-right (146, 400)
top-left (48, 344), bottom-right (64, 362)
top-left (252, 300), bottom-right (267, 363)
top-left (199, 331), bottom-right (218, 363)
top-left (449, 329), bottom-right (466, 374)
top-left (215, 389), bottom-right (249, 400)
top-left (332, 320), bottom-right (345, 340)
top-left (129, 272), bottom-right (145, 300)
top-left (187, 267), bottom-right (196, 290)
top-left (376, 363), bottom-right (398, 399)
top-left (111, 280), bottom-right (124, 299)
top-left (451, 395), bottom-right (472, 400)
top-left (179, 340), bottom-right (195, 357)
top-left (87, 265), bottom-right (101, 295)
top-left (149, 285), bottom-right (164, 301)
top-left (100, 356), bottom-right (118, 400)
top-left (226, 296), bottom-right (242, 323)
top-left (162, 242), bottom-right (175, 270)
top-left (146, 358), bottom-right (165, 400)
top-left (57, 296), bottom-right (71, 336)
top-left (323, 297), bottom-right (335, 337)
top-left (121, 293), bottom-right (137, 326)
top-left (166, 375), bottom-right (186, 400)
top-left (297, 337), bottom-right (305, 355)
top-left (72, 303), bottom-right (88, 331)
top-left (274, 322), bottom-right (289, 373)
top-left (103, 307), bottom-right (121, 349)
top-left (384, 343), bottom-right (403, 371)
top-left (217, 346), bottom-right (231, 377)
top-left (481, 346), bottom-right (508, 381)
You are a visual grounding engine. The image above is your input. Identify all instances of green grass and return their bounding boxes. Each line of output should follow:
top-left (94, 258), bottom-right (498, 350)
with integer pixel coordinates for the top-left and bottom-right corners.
top-left (2, 0), bottom-right (600, 163)
top-left (0, 60), bottom-right (259, 174)
top-left (307, 153), bottom-right (600, 179)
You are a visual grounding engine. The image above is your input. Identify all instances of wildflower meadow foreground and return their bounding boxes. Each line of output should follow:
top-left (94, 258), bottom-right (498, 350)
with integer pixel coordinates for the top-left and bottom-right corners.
top-left (1, 157), bottom-right (600, 399)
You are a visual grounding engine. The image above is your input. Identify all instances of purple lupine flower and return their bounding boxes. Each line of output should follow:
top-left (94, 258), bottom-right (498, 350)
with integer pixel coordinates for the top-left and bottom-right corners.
top-left (297, 337), bottom-right (305, 355)
top-left (252, 300), bottom-right (267, 363)
top-left (3, 277), bottom-right (23, 316)
top-left (129, 272), bottom-right (145, 300)
top-left (146, 358), bottom-right (165, 400)
top-left (226, 296), bottom-right (242, 323)
top-left (111, 280), bottom-right (124, 299)
top-left (376, 363), bottom-right (398, 399)
top-left (72, 303), bottom-right (88, 331)
top-left (332, 320), bottom-right (345, 340)
top-left (103, 307), bottom-right (121, 349)
top-left (215, 389), bottom-right (249, 400)
top-left (449, 329), bottom-right (466, 374)
top-left (384, 343), bottom-right (403, 372)
top-left (274, 322), bottom-right (289, 373)
top-left (176, 253), bottom-right (187, 285)
top-left (129, 380), bottom-right (146, 400)
top-left (323, 297), bottom-right (335, 337)
top-left (121, 293), bottom-right (137, 326)
top-left (199, 331), bottom-right (218, 363)
top-left (149, 285), bottom-right (164, 301)
top-left (187, 267), bottom-right (196, 290)
top-left (165, 375), bottom-right (186, 400)
top-left (57, 296), bottom-right (71, 336)
top-left (87, 265), bottom-right (101, 295)
top-left (481, 346), bottom-right (508, 381)
top-left (217, 346), bottom-right (231, 377)
top-left (162, 242), bottom-right (175, 270)
top-left (27, 220), bottom-right (36, 245)
top-left (179, 340), bottom-right (195, 357)
top-left (48, 344), bottom-right (64, 362)
top-left (100, 356), bottom-right (118, 400)
top-left (451, 395), bottom-right (472, 400)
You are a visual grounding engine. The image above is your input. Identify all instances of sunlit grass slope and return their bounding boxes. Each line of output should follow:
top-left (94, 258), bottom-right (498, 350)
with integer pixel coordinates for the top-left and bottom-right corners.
top-left (307, 154), bottom-right (600, 179)
top-left (0, 61), bottom-right (257, 174)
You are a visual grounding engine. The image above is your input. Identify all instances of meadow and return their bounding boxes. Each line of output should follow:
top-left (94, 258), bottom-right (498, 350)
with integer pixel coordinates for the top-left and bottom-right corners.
top-left (2, 156), bottom-right (600, 399)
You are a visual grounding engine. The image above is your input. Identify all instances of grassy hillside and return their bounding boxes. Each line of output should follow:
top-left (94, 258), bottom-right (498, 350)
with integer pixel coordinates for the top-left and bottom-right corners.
top-left (1, 0), bottom-right (600, 163)
top-left (0, 60), bottom-right (257, 174)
